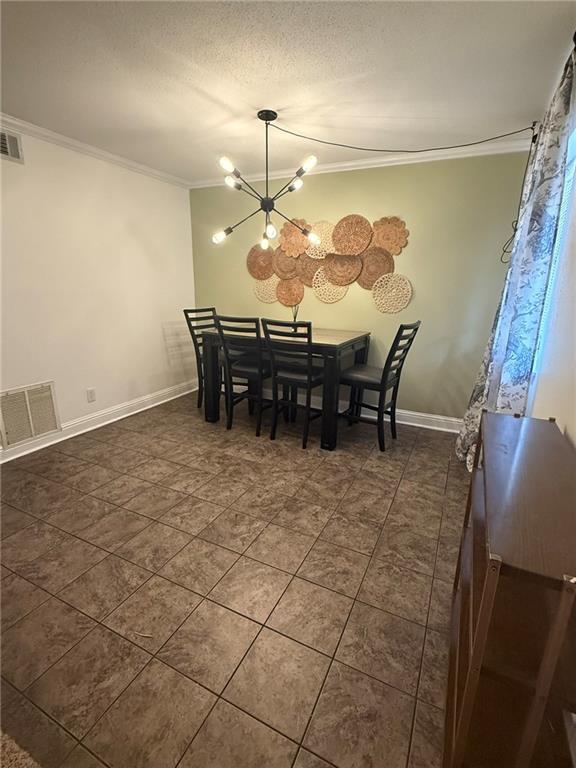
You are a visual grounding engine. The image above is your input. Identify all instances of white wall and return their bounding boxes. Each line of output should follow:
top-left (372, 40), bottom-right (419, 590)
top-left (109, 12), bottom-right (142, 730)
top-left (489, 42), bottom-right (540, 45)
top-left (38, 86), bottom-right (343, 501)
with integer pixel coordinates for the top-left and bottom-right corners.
top-left (530, 207), bottom-right (576, 445)
top-left (1, 135), bottom-right (196, 442)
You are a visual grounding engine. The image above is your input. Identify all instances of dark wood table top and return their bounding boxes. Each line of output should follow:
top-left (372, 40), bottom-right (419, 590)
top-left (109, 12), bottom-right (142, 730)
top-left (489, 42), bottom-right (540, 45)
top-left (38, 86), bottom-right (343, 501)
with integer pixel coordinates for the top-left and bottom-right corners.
top-left (203, 327), bottom-right (370, 349)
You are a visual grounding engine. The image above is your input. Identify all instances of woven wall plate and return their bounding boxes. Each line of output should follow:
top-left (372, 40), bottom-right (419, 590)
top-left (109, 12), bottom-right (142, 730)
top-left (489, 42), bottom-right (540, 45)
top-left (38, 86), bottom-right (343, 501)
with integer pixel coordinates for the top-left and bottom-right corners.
top-left (357, 246), bottom-right (395, 290)
top-left (279, 218), bottom-right (311, 258)
top-left (276, 277), bottom-right (305, 307)
top-left (273, 247), bottom-right (298, 279)
top-left (372, 216), bottom-right (409, 256)
top-left (312, 267), bottom-right (349, 304)
top-left (372, 273), bottom-right (413, 313)
top-left (246, 244), bottom-right (274, 280)
top-left (323, 253), bottom-right (362, 286)
top-left (332, 214), bottom-right (373, 255)
top-left (254, 274), bottom-right (280, 303)
top-left (296, 253), bottom-right (322, 287)
top-left (306, 220), bottom-right (334, 259)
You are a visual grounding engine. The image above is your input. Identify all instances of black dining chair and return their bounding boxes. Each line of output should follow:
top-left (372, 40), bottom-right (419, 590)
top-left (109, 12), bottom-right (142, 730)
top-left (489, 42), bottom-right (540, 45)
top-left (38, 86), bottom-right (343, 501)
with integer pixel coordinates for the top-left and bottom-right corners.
top-left (340, 321), bottom-right (421, 451)
top-left (215, 315), bottom-right (270, 436)
top-left (183, 307), bottom-right (217, 408)
top-left (262, 319), bottom-right (324, 449)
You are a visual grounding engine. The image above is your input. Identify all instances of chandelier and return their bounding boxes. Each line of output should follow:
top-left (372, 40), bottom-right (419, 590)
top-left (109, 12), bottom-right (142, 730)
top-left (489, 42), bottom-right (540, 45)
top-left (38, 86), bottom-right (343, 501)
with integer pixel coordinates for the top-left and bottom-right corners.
top-left (212, 109), bottom-right (320, 249)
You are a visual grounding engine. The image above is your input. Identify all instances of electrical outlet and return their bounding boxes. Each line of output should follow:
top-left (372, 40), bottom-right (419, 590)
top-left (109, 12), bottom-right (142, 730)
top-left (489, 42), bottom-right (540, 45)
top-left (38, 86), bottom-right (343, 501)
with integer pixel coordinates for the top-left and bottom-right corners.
top-left (86, 388), bottom-right (96, 403)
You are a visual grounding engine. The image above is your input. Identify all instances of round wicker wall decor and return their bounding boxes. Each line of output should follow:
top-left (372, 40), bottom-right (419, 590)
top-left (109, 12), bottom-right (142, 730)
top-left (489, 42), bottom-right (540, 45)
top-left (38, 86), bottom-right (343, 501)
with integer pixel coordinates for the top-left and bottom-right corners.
top-left (323, 253), bottom-right (362, 286)
top-left (279, 218), bottom-right (311, 258)
top-left (246, 244), bottom-right (274, 280)
top-left (277, 277), bottom-right (305, 307)
top-left (273, 247), bottom-right (298, 279)
top-left (254, 274), bottom-right (280, 303)
top-left (372, 217), bottom-right (409, 256)
top-left (312, 267), bottom-right (348, 303)
top-left (296, 253), bottom-right (322, 287)
top-left (306, 220), bottom-right (334, 259)
top-left (332, 214), bottom-right (373, 255)
top-left (372, 273), bottom-right (413, 313)
top-left (357, 246), bottom-right (395, 290)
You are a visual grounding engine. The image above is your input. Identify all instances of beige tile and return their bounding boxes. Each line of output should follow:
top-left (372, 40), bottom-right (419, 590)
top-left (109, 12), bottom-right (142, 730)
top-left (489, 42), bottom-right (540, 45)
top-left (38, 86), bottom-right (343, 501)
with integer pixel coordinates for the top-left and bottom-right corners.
top-left (104, 575), bottom-right (201, 652)
top-left (297, 540), bottom-right (369, 597)
top-left (320, 511), bottom-right (381, 555)
top-left (233, 486), bottom-right (290, 522)
top-left (194, 474), bottom-right (251, 506)
top-left (60, 746), bottom-right (107, 768)
top-left (418, 629), bottom-right (449, 709)
top-left (373, 524), bottom-right (438, 575)
top-left (267, 578), bottom-right (352, 655)
top-left (180, 699), bottom-right (297, 768)
top-left (209, 557), bottom-right (292, 623)
top-left (198, 508), bottom-right (267, 553)
top-left (428, 578), bottom-right (453, 633)
top-left (272, 497), bottom-right (332, 537)
top-left (358, 559), bottom-right (432, 624)
top-left (336, 602), bottom-right (425, 695)
top-left (246, 524), bottom-right (314, 573)
top-left (1, 573), bottom-right (50, 631)
top-left (124, 484), bottom-right (188, 519)
top-left (304, 661), bottom-right (414, 768)
top-left (129, 457), bottom-right (183, 482)
top-left (28, 625), bottom-right (149, 738)
top-left (0, 503), bottom-right (35, 538)
top-left (85, 659), bottom-right (215, 768)
top-left (160, 538), bottom-right (238, 594)
top-left (90, 474), bottom-right (155, 505)
top-left (1, 521), bottom-right (71, 570)
top-left (1, 597), bottom-right (95, 689)
top-left (58, 555), bottom-right (150, 620)
top-left (17, 537), bottom-right (107, 592)
top-left (224, 628), bottom-right (330, 740)
top-left (293, 749), bottom-right (334, 768)
top-left (0, 682), bottom-right (76, 768)
top-left (159, 495), bottom-right (224, 535)
top-left (408, 700), bottom-right (444, 768)
top-left (158, 599), bottom-right (259, 692)
top-left (64, 465), bottom-right (120, 493)
top-left (115, 521), bottom-right (191, 570)
top-left (161, 466), bottom-right (214, 494)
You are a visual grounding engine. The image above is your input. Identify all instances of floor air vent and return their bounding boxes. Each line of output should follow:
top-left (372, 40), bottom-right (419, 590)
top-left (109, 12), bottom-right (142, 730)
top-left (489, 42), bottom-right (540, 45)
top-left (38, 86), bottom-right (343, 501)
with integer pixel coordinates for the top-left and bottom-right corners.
top-left (0, 131), bottom-right (24, 163)
top-left (0, 382), bottom-right (60, 448)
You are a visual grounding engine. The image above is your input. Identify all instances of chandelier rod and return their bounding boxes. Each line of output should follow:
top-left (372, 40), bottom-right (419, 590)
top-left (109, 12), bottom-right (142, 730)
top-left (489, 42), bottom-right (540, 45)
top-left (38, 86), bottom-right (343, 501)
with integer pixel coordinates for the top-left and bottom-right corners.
top-left (274, 208), bottom-right (308, 235)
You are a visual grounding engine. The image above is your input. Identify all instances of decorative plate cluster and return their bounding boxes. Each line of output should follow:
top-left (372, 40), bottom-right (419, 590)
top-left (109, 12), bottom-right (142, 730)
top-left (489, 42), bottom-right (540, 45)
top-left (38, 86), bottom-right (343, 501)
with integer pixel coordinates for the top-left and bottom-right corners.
top-left (249, 213), bottom-right (412, 312)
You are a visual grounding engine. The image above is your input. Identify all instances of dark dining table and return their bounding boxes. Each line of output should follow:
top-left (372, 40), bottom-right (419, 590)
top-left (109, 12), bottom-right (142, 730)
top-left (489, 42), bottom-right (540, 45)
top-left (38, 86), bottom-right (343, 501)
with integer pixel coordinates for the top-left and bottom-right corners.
top-left (201, 327), bottom-right (371, 451)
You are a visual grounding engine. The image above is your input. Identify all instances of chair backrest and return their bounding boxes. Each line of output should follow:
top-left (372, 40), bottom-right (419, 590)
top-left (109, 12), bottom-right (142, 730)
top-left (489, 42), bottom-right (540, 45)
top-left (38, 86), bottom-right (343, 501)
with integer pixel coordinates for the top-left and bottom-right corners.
top-left (381, 321), bottom-right (421, 394)
top-left (215, 315), bottom-right (264, 373)
top-left (183, 307), bottom-right (216, 369)
top-left (262, 319), bottom-right (315, 380)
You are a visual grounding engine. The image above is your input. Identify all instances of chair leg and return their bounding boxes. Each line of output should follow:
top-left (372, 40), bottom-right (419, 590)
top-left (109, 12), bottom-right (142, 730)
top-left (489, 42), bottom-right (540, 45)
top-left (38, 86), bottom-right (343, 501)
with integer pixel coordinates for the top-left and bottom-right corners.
top-left (390, 403), bottom-right (397, 440)
top-left (270, 382), bottom-right (279, 441)
top-left (290, 386), bottom-right (297, 423)
top-left (302, 388), bottom-right (312, 449)
top-left (377, 406), bottom-right (386, 452)
top-left (255, 386), bottom-right (263, 437)
top-left (282, 385), bottom-right (290, 422)
top-left (247, 380), bottom-right (256, 416)
top-left (197, 379), bottom-right (204, 409)
top-left (347, 386), bottom-right (356, 425)
top-left (355, 387), bottom-right (364, 420)
top-left (225, 375), bottom-right (234, 431)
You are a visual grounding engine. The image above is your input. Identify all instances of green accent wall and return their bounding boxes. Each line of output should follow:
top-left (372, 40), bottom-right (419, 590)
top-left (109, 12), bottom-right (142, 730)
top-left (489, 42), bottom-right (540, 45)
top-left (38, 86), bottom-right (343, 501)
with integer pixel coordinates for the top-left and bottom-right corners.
top-left (190, 153), bottom-right (526, 419)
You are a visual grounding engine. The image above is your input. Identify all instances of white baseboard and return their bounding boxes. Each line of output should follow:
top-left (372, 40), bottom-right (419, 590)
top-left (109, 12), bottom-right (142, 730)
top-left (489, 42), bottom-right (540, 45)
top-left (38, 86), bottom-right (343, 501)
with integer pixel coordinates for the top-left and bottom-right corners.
top-left (0, 380), bottom-right (461, 463)
top-left (0, 380), bottom-right (197, 463)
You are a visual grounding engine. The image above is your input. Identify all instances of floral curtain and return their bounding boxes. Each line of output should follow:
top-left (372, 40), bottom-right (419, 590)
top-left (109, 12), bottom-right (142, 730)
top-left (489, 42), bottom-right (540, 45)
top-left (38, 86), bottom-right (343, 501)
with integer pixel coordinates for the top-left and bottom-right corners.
top-left (456, 49), bottom-right (576, 467)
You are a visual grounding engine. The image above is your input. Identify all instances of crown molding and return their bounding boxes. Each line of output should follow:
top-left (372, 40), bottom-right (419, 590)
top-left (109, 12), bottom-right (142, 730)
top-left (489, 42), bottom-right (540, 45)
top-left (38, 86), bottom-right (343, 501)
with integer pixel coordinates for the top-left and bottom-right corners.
top-left (1, 112), bottom-right (530, 191)
top-left (0, 113), bottom-right (193, 188)
top-left (189, 135), bottom-right (530, 189)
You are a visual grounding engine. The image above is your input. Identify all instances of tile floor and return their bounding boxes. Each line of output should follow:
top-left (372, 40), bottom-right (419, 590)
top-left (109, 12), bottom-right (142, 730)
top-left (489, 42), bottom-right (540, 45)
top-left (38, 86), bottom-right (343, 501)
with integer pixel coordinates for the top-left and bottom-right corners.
top-left (0, 393), bottom-right (470, 768)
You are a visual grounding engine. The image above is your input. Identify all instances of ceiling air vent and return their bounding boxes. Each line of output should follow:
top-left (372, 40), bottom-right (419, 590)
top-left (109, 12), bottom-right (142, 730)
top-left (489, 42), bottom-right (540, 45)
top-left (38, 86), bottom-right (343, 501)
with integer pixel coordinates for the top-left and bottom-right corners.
top-left (0, 131), bottom-right (24, 163)
top-left (0, 382), bottom-right (60, 448)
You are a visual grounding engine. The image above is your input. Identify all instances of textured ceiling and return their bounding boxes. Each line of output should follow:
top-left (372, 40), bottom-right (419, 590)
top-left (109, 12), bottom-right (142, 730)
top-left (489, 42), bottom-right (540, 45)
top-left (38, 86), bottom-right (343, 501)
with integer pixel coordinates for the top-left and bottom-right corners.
top-left (2, 1), bottom-right (575, 185)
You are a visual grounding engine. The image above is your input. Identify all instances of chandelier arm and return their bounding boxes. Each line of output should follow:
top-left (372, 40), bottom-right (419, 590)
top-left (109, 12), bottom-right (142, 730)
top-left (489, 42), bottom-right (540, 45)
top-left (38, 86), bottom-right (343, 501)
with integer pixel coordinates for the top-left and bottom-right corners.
top-left (265, 121), bottom-right (269, 199)
top-left (237, 185), bottom-right (262, 202)
top-left (228, 207), bottom-right (262, 233)
top-left (235, 174), bottom-right (262, 199)
top-left (272, 174), bottom-right (300, 201)
top-left (275, 208), bottom-right (307, 234)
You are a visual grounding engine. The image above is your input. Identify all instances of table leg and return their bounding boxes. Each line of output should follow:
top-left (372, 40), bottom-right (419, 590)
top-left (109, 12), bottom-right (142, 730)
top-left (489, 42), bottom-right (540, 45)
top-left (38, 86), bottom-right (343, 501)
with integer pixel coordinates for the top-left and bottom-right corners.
top-left (203, 336), bottom-right (220, 422)
top-left (321, 353), bottom-right (340, 450)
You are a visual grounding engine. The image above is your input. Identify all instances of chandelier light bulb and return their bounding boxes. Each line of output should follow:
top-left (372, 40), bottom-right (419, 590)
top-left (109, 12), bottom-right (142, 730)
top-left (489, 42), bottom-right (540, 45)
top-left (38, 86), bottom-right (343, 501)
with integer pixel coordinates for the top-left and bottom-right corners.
top-left (307, 231), bottom-right (321, 245)
top-left (301, 155), bottom-right (318, 173)
top-left (265, 222), bottom-right (277, 239)
top-left (224, 175), bottom-right (238, 189)
top-left (219, 156), bottom-right (235, 174)
top-left (260, 236), bottom-right (270, 250)
top-left (289, 178), bottom-right (304, 192)
top-left (212, 230), bottom-right (227, 244)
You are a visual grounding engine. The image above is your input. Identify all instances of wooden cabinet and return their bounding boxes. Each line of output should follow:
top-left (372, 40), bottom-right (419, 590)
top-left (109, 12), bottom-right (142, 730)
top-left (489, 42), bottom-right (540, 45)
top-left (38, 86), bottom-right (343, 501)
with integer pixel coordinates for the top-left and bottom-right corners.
top-left (444, 412), bottom-right (576, 768)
